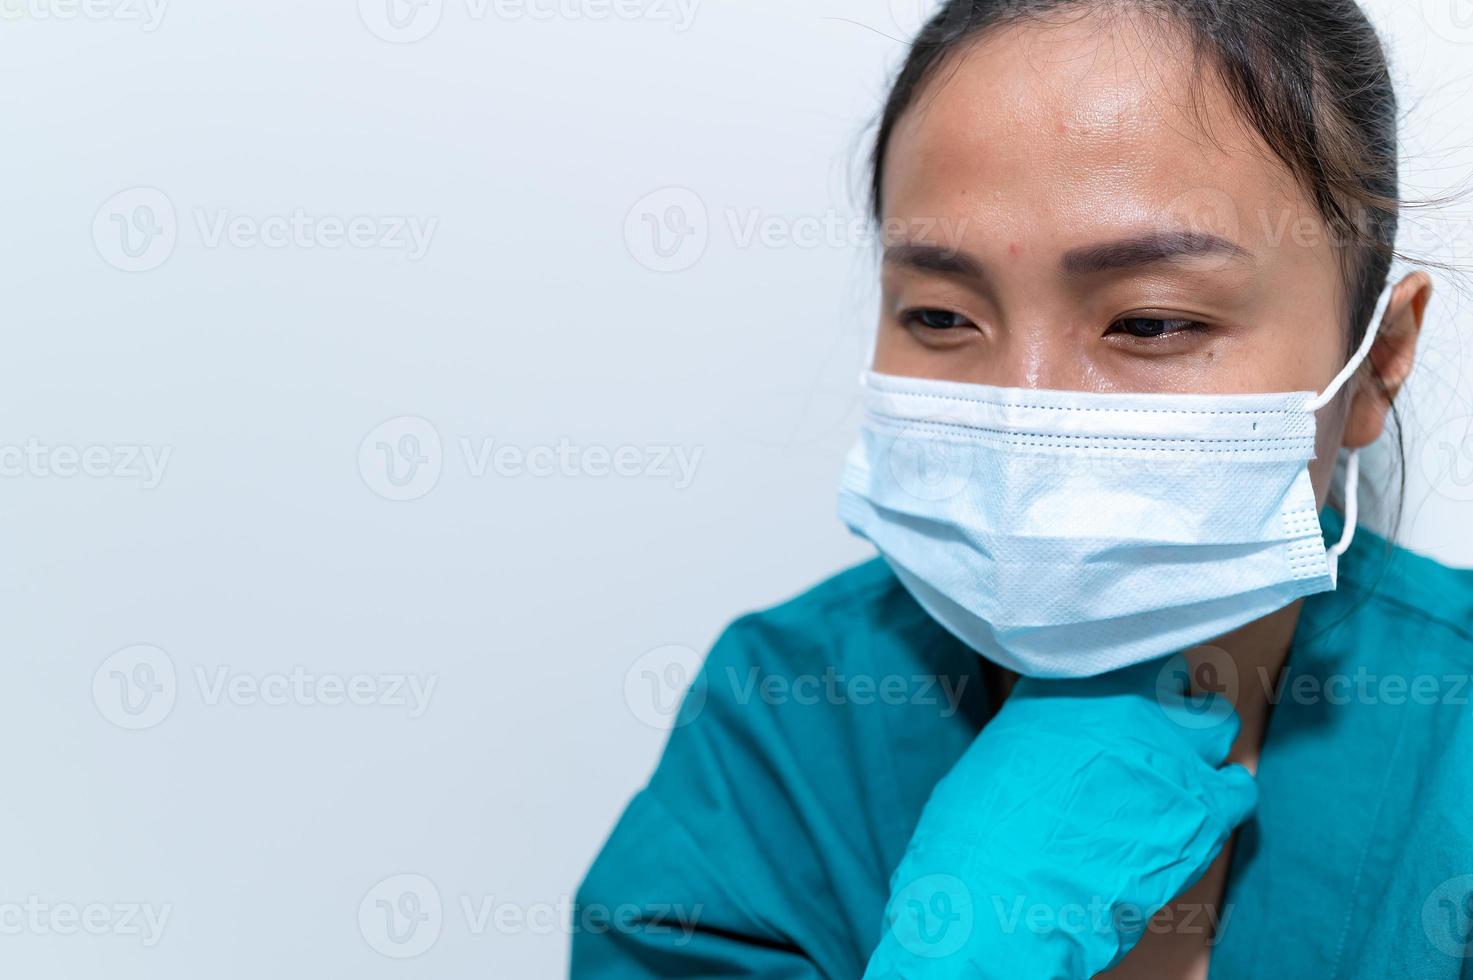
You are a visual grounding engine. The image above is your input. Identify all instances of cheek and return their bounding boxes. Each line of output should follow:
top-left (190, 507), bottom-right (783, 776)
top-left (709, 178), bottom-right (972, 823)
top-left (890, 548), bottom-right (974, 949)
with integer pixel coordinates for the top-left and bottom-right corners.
top-left (1307, 397), bottom-right (1352, 506)
top-left (870, 323), bottom-right (923, 376)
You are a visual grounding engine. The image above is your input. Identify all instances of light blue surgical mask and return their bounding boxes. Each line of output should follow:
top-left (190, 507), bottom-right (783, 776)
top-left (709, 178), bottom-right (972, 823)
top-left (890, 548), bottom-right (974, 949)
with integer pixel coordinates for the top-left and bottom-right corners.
top-left (838, 283), bottom-right (1395, 678)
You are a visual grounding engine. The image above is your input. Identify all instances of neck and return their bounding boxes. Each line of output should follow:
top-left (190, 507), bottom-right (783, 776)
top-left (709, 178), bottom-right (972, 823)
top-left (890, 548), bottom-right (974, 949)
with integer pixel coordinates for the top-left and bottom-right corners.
top-left (1186, 600), bottom-right (1304, 774)
top-left (991, 603), bottom-right (1304, 773)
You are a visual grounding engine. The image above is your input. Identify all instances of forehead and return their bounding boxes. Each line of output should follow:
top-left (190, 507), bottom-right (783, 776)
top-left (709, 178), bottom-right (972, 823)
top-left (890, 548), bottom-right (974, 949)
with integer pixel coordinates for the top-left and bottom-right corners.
top-left (881, 8), bottom-right (1320, 251)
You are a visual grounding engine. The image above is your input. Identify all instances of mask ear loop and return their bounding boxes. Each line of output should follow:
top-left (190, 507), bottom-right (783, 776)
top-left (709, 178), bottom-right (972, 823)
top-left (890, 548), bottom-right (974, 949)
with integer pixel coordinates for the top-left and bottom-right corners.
top-left (1304, 282), bottom-right (1396, 568)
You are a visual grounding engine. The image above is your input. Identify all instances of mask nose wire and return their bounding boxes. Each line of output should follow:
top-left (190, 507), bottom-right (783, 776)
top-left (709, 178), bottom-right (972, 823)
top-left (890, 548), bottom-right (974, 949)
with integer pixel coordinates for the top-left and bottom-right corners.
top-left (1303, 281), bottom-right (1395, 565)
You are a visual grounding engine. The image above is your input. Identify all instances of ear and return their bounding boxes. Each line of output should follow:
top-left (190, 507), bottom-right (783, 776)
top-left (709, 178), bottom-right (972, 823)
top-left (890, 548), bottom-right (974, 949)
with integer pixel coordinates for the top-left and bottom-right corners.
top-left (1342, 271), bottom-right (1433, 450)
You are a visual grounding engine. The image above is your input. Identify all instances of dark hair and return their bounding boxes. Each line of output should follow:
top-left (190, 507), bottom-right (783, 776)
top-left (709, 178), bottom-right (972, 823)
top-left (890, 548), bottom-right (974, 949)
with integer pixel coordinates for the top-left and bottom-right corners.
top-left (869, 0), bottom-right (1408, 532)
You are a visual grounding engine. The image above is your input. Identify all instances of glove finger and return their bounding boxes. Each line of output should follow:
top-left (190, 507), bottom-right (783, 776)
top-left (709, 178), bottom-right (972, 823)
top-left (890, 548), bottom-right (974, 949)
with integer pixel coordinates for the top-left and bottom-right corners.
top-left (1150, 658), bottom-right (1242, 764)
top-left (1209, 762), bottom-right (1259, 831)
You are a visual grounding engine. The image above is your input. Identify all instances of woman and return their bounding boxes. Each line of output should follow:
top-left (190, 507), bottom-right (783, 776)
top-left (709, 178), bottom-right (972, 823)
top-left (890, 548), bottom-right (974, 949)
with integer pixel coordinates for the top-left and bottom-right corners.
top-left (575, 1), bottom-right (1469, 976)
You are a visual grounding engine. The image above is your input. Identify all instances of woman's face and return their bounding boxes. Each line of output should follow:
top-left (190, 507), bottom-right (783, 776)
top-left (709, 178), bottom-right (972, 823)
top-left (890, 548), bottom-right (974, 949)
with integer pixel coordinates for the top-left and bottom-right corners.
top-left (873, 9), bottom-right (1421, 502)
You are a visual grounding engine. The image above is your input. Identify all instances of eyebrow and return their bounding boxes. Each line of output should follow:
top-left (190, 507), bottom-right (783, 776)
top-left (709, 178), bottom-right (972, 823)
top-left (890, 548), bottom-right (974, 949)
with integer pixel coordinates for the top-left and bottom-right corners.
top-left (883, 230), bottom-right (1252, 284)
top-left (1059, 231), bottom-right (1252, 276)
top-left (883, 242), bottom-right (991, 283)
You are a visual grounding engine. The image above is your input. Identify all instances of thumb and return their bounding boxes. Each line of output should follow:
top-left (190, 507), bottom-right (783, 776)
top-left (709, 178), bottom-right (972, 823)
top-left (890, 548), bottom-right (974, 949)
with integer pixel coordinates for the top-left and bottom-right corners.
top-left (1210, 762), bottom-right (1259, 830)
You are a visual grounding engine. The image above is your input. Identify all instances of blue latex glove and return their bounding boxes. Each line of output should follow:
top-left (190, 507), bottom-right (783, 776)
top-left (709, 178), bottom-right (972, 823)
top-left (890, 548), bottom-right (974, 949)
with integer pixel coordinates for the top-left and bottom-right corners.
top-left (864, 655), bottom-right (1257, 979)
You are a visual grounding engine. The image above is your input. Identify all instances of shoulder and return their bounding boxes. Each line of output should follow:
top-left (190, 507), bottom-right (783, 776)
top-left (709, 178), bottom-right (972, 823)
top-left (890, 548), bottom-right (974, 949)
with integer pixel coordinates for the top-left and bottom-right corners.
top-left (642, 557), bottom-right (990, 910)
top-left (1336, 523), bottom-right (1473, 665)
top-left (689, 558), bottom-right (990, 732)
top-left (715, 557), bottom-right (941, 662)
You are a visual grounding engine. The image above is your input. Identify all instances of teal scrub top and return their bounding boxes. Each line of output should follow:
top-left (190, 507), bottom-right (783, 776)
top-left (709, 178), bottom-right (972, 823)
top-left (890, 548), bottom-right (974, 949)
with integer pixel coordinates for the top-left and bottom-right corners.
top-left (574, 512), bottom-right (1473, 978)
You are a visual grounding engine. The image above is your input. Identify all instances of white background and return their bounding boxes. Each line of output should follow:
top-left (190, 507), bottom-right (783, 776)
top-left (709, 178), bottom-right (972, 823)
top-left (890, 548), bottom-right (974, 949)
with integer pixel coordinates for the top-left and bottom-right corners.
top-left (1, 0), bottom-right (1470, 976)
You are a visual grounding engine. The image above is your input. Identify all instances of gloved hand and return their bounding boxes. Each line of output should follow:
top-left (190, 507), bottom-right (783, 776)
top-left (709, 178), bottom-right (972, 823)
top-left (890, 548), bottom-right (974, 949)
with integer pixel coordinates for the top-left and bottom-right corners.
top-left (863, 655), bottom-right (1257, 979)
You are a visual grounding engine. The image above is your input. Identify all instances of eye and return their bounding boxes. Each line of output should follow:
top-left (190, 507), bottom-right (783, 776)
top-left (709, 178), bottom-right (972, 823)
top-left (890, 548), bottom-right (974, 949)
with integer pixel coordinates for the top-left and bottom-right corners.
top-left (1106, 317), bottom-right (1209, 339)
top-left (904, 308), bottom-right (975, 331)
